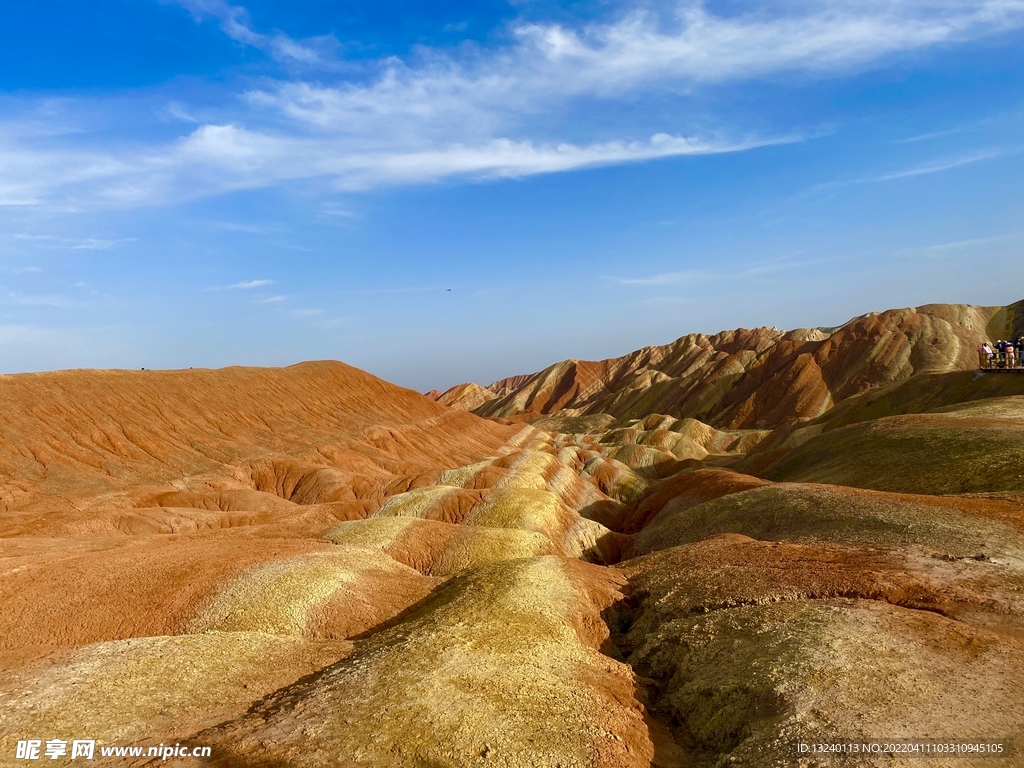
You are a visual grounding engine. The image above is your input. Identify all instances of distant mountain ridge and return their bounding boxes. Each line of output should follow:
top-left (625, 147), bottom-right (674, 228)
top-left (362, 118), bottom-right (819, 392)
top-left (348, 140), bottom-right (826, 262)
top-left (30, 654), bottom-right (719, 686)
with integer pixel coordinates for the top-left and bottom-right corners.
top-left (428, 300), bottom-right (1024, 428)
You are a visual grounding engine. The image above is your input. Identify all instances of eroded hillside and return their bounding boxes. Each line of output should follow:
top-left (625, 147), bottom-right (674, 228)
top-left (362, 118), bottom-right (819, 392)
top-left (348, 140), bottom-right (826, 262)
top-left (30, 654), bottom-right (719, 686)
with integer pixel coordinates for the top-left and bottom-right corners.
top-left (2, 303), bottom-right (1024, 767)
top-left (432, 301), bottom-right (1024, 428)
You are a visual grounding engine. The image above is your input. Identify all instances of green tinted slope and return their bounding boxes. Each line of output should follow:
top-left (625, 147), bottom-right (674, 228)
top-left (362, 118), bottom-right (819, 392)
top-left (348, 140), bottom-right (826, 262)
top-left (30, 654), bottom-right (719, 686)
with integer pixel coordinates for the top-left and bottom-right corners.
top-left (630, 481), bottom-right (1024, 559)
top-left (759, 397), bottom-right (1024, 495)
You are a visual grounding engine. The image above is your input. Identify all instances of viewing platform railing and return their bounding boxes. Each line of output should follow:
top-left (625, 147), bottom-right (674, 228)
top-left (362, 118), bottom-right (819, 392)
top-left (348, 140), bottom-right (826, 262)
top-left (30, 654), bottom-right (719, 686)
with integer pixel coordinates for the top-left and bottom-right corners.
top-left (979, 351), bottom-right (1024, 372)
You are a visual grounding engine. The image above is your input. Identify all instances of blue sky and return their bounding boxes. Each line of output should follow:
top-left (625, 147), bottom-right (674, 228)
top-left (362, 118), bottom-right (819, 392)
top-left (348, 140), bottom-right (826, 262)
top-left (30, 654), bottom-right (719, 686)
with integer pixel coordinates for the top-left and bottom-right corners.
top-left (1, 0), bottom-right (1023, 391)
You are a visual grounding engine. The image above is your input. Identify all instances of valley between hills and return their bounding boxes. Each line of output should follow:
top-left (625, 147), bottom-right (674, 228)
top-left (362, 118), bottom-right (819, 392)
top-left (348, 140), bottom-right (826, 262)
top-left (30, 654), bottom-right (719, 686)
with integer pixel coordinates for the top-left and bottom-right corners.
top-left (2, 300), bottom-right (1024, 767)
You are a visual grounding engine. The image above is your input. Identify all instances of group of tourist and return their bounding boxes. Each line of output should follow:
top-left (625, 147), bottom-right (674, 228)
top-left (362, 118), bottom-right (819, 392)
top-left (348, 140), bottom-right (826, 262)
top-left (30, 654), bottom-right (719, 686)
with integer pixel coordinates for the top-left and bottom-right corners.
top-left (979, 338), bottom-right (1024, 369)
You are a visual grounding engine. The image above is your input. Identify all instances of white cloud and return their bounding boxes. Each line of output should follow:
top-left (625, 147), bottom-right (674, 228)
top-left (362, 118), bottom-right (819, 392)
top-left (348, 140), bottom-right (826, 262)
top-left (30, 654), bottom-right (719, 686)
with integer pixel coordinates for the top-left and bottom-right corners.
top-left (318, 203), bottom-right (359, 219)
top-left (0, 120), bottom-right (785, 207)
top-left (9, 233), bottom-right (133, 250)
top-left (162, 102), bottom-right (200, 123)
top-left (616, 254), bottom-right (823, 285)
top-left (787, 147), bottom-right (1007, 202)
top-left (172, 0), bottom-right (334, 65)
top-left (508, 1), bottom-right (1024, 92)
top-left (205, 220), bottom-right (280, 234)
top-left (869, 149), bottom-right (1002, 181)
top-left (69, 238), bottom-right (132, 250)
top-left (253, 294), bottom-right (287, 303)
top-left (3, 1), bottom-right (1023, 208)
top-left (894, 127), bottom-right (963, 144)
top-left (205, 279), bottom-right (274, 291)
top-left (615, 269), bottom-right (712, 286)
top-left (248, 0), bottom-right (1024, 134)
top-left (896, 231), bottom-right (1024, 258)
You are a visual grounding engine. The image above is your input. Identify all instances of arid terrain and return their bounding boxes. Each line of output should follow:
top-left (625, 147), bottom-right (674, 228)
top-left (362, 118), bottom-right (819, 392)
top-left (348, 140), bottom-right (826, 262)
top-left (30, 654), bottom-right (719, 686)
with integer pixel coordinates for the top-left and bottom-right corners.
top-left (3, 301), bottom-right (1024, 767)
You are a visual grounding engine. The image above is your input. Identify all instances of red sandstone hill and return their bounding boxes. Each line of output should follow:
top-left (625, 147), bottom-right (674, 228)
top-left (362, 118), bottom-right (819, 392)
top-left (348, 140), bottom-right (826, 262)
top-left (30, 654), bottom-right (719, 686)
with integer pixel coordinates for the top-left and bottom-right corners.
top-left (0, 360), bottom-right (519, 520)
top-left (430, 301), bottom-right (1024, 428)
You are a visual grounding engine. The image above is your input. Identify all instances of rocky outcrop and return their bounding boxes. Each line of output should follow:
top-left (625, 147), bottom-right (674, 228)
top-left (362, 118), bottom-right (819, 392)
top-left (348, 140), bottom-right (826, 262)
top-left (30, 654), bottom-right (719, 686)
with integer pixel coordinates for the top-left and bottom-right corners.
top-left (426, 381), bottom-right (499, 411)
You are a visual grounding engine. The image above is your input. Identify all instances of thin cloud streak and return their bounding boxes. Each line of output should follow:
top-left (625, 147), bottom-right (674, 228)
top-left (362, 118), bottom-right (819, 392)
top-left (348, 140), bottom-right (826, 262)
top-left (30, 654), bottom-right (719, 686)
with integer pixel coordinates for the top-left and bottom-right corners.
top-left (8, 233), bottom-right (134, 250)
top-left (896, 231), bottom-right (1024, 257)
top-left (615, 254), bottom-right (824, 286)
top-left (868, 150), bottom-right (1002, 181)
top-left (788, 148), bottom-right (1006, 203)
top-left (615, 269), bottom-right (712, 286)
top-left (0, 126), bottom-right (789, 208)
top-left (204, 279), bottom-right (275, 291)
top-left (172, 0), bottom-right (334, 65)
top-left (894, 127), bottom-right (964, 144)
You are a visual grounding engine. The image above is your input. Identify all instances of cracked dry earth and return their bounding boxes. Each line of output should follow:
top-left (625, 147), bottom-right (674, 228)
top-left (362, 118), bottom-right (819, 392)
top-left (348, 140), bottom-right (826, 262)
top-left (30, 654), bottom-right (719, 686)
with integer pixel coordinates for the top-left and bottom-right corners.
top-left (1, 361), bottom-right (1024, 767)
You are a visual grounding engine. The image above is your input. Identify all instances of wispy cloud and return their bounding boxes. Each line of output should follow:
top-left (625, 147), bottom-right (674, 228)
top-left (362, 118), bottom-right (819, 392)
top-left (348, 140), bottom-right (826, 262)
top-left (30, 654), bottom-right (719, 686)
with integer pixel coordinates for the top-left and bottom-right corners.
top-left (3, 1), bottom-right (1023, 208)
top-left (896, 231), bottom-right (1024, 258)
top-left (227, 279), bottom-right (273, 289)
top-left (205, 278), bottom-right (275, 291)
top-left (894, 127), bottom-right (964, 144)
top-left (318, 203), bottom-right (359, 219)
top-left (69, 238), bottom-right (133, 250)
top-left (736, 255), bottom-right (824, 277)
top-left (252, 0), bottom-right (1024, 131)
top-left (172, 0), bottom-right (336, 65)
top-left (868, 150), bottom-right (1002, 181)
top-left (615, 269), bottom-right (712, 286)
top-left (1, 125), bottom-right (790, 207)
top-left (253, 294), bottom-right (287, 303)
top-left (161, 101), bottom-right (200, 124)
top-left (205, 221), bottom-right (280, 234)
top-left (9, 233), bottom-right (133, 250)
top-left (615, 254), bottom-right (823, 286)
top-left (793, 148), bottom-right (1007, 201)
